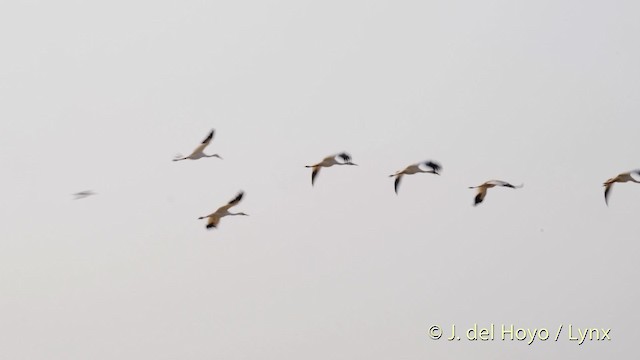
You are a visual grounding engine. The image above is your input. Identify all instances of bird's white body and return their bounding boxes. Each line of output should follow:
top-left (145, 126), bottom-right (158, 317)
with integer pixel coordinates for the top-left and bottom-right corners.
top-left (186, 152), bottom-right (208, 160)
top-left (174, 129), bottom-right (222, 162)
top-left (395, 165), bottom-right (422, 175)
top-left (603, 170), bottom-right (640, 205)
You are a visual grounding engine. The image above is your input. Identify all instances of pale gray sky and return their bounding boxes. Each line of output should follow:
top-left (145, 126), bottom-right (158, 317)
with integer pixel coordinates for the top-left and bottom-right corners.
top-left (1, 0), bottom-right (639, 358)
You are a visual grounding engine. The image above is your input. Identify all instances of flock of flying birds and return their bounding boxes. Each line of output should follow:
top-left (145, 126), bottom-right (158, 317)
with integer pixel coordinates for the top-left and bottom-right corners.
top-left (73, 129), bottom-right (640, 230)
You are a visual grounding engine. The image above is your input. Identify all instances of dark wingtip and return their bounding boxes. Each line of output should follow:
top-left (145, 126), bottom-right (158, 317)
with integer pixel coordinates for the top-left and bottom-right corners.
top-left (202, 129), bottom-right (214, 144)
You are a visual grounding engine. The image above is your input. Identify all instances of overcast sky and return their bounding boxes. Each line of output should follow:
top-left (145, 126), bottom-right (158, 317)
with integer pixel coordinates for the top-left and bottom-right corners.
top-left (1, 0), bottom-right (639, 359)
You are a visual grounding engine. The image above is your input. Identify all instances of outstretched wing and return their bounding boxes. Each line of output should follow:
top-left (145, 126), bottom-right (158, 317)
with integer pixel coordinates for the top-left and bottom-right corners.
top-left (206, 215), bottom-right (220, 229)
top-left (311, 167), bottom-right (320, 186)
top-left (394, 175), bottom-right (403, 194)
top-left (214, 191), bottom-right (244, 215)
top-left (486, 180), bottom-right (510, 187)
top-left (487, 180), bottom-right (522, 188)
top-left (473, 189), bottom-right (486, 206)
top-left (604, 183), bottom-right (613, 206)
top-left (201, 129), bottom-right (214, 145)
top-left (192, 129), bottom-right (215, 154)
top-left (227, 191), bottom-right (244, 206)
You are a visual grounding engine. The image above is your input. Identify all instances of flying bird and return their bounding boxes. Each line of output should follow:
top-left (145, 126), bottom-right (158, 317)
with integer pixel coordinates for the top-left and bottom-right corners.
top-left (468, 180), bottom-right (523, 206)
top-left (198, 191), bottom-right (248, 229)
top-left (173, 129), bottom-right (222, 161)
top-left (389, 160), bottom-right (442, 194)
top-left (305, 152), bottom-right (357, 186)
top-left (603, 169), bottom-right (640, 206)
top-left (73, 190), bottom-right (95, 200)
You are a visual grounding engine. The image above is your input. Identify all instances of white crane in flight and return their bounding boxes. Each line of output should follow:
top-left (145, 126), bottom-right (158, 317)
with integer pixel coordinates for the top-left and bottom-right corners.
top-left (305, 152), bottom-right (357, 186)
top-left (173, 129), bottom-right (222, 161)
top-left (198, 191), bottom-right (248, 229)
top-left (389, 160), bottom-right (442, 194)
top-left (603, 170), bottom-right (640, 206)
top-left (468, 180), bottom-right (523, 206)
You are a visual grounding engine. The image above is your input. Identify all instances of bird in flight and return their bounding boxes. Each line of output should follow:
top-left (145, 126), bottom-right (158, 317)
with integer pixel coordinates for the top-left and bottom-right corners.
top-left (389, 160), bottom-right (442, 194)
top-left (173, 129), bottom-right (222, 161)
top-left (603, 169), bottom-right (640, 206)
top-left (198, 191), bottom-right (248, 229)
top-left (305, 152), bottom-right (357, 186)
top-left (73, 190), bottom-right (96, 200)
top-left (468, 180), bottom-right (523, 206)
